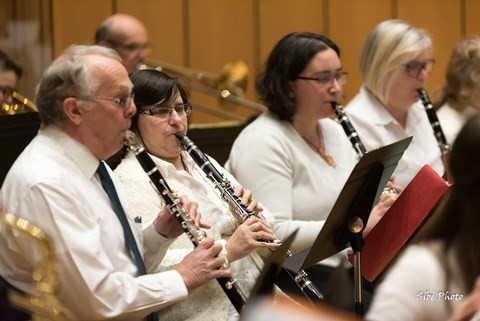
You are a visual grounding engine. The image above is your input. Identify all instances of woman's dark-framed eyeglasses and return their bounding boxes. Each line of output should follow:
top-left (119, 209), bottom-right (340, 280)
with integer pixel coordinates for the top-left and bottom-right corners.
top-left (296, 71), bottom-right (349, 87)
top-left (139, 103), bottom-right (192, 119)
top-left (403, 59), bottom-right (435, 78)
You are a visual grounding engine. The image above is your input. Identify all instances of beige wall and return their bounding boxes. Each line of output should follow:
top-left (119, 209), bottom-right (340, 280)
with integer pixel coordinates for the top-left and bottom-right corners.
top-left (2, 0), bottom-right (480, 123)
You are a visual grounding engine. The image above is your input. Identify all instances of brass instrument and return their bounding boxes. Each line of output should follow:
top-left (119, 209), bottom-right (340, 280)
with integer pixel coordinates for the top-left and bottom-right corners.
top-left (141, 58), bottom-right (267, 115)
top-left (0, 212), bottom-right (73, 320)
top-left (1, 91), bottom-right (38, 115)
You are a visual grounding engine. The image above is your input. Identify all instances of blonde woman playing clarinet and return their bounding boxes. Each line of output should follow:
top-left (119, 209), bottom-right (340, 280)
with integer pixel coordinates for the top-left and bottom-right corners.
top-left (345, 20), bottom-right (444, 188)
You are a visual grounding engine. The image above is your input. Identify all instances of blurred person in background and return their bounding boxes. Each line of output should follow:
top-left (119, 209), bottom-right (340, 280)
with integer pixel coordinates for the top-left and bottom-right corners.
top-left (95, 13), bottom-right (150, 74)
top-left (433, 37), bottom-right (480, 144)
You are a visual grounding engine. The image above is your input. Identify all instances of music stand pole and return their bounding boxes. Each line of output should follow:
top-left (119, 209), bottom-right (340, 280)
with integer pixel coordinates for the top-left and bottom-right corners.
top-left (348, 216), bottom-right (365, 316)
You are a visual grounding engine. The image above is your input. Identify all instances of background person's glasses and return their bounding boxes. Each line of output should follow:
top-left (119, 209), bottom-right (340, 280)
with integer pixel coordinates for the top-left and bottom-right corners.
top-left (81, 93), bottom-right (135, 109)
top-left (296, 71), bottom-right (349, 87)
top-left (403, 59), bottom-right (435, 78)
top-left (139, 103), bottom-right (192, 119)
top-left (108, 40), bottom-right (152, 54)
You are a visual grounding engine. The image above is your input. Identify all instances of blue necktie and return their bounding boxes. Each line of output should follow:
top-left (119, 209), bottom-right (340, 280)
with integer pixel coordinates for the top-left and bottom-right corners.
top-left (97, 162), bottom-right (159, 321)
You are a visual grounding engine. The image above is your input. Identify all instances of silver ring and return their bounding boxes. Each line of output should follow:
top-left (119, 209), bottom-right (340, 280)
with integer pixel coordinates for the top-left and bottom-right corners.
top-left (381, 187), bottom-right (397, 197)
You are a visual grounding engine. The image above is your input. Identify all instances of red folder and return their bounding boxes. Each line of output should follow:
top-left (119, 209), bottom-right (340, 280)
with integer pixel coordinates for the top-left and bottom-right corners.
top-left (349, 165), bottom-right (449, 282)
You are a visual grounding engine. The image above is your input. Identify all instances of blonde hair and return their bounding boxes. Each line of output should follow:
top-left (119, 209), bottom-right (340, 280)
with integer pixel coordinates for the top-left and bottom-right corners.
top-left (434, 37), bottom-right (480, 111)
top-left (359, 20), bottom-right (432, 104)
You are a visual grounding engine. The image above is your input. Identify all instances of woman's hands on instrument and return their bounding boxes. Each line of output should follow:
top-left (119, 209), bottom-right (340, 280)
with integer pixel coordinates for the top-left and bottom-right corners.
top-left (233, 185), bottom-right (264, 214)
top-left (153, 195), bottom-right (211, 238)
top-left (226, 216), bottom-right (280, 262)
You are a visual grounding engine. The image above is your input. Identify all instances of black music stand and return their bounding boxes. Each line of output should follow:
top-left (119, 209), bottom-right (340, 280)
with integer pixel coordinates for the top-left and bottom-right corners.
top-left (283, 136), bottom-right (412, 316)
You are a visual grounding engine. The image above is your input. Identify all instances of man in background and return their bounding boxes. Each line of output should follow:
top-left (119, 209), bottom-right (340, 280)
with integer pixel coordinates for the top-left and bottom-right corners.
top-left (95, 13), bottom-right (150, 73)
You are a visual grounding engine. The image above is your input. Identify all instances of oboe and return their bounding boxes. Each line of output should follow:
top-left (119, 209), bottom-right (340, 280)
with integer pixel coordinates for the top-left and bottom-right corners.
top-left (417, 89), bottom-right (451, 156)
top-left (175, 132), bottom-right (325, 303)
top-left (124, 130), bottom-right (247, 313)
top-left (331, 101), bottom-right (367, 158)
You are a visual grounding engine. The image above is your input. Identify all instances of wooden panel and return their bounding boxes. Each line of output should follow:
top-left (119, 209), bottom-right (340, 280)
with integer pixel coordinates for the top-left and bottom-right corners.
top-left (397, 0), bottom-right (462, 95)
top-left (188, 0), bottom-right (255, 72)
top-left (465, 0), bottom-right (480, 37)
top-left (0, 0), bottom-right (52, 100)
top-left (116, 0), bottom-right (185, 65)
top-left (329, 0), bottom-right (392, 104)
top-left (187, 0), bottom-right (257, 124)
top-left (9, 0), bottom-right (473, 126)
top-left (51, 0), bottom-right (112, 57)
top-left (258, 0), bottom-right (325, 66)
top-left (0, 0), bottom-right (14, 40)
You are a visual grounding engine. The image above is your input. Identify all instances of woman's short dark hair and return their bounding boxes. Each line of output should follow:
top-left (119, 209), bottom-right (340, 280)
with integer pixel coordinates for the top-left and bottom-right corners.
top-left (0, 49), bottom-right (22, 79)
top-left (129, 69), bottom-right (190, 132)
top-left (256, 32), bottom-right (340, 122)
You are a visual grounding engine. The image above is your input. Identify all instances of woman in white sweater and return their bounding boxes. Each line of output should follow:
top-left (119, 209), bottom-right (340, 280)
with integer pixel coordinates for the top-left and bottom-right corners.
top-left (114, 69), bottom-right (280, 321)
top-left (225, 32), bottom-right (397, 311)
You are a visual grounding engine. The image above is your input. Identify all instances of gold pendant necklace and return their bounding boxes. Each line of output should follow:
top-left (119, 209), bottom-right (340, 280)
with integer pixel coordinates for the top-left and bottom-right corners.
top-left (301, 134), bottom-right (336, 168)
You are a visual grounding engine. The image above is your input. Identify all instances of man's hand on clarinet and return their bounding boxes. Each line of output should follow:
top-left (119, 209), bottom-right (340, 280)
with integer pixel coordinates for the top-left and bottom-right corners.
top-left (174, 237), bottom-right (232, 290)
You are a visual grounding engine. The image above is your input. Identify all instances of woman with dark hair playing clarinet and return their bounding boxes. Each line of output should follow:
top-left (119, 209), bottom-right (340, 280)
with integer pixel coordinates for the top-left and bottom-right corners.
top-left (225, 32), bottom-right (399, 313)
top-left (114, 69), bottom-right (282, 321)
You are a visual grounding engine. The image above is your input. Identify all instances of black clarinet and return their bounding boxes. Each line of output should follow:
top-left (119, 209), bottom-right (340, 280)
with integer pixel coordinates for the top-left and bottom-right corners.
top-left (124, 130), bottom-right (247, 313)
top-left (175, 132), bottom-right (325, 303)
top-left (332, 101), bottom-right (397, 195)
top-left (331, 101), bottom-right (367, 157)
top-left (417, 89), bottom-right (451, 156)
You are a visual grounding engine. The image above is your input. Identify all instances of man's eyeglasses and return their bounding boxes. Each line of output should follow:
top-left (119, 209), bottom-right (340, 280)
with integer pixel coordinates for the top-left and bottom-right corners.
top-left (296, 71), bottom-right (349, 87)
top-left (81, 93), bottom-right (135, 109)
top-left (108, 40), bottom-right (152, 54)
top-left (139, 103), bottom-right (192, 119)
top-left (0, 85), bottom-right (14, 97)
top-left (403, 59), bottom-right (435, 78)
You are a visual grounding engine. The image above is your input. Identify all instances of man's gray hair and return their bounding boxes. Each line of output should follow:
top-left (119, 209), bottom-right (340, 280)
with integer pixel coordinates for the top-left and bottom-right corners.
top-left (35, 45), bottom-right (121, 125)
